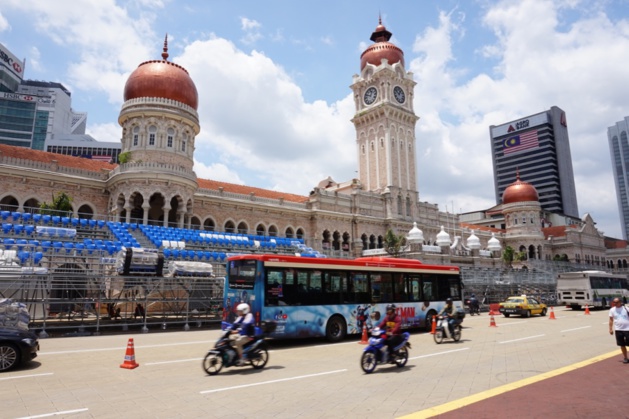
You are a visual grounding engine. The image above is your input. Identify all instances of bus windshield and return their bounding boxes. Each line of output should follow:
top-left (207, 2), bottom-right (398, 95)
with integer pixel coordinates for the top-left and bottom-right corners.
top-left (227, 259), bottom-right (257, 290)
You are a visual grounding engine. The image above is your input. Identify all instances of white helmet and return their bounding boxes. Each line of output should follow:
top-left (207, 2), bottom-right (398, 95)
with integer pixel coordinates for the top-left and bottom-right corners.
top-left (237, 303), bottom-right (250, 315)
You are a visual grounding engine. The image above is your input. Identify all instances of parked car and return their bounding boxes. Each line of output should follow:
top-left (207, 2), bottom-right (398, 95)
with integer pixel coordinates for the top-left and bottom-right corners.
top-left (0, 327), bottom-right (39, 372)
top-left (499, 295), bottom-right (547, 318)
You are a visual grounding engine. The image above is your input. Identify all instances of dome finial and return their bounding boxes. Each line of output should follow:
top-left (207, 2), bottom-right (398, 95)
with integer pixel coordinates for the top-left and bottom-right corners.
top-left (162, 33), bottom-right (169, 60)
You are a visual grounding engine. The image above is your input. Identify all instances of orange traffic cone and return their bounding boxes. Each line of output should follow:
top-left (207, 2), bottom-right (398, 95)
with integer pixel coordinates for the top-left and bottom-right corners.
top-left (358, 325), bottom-right (369, 344)
top-left (120, 338), bottom-right (139, 369)
top-left (549, 306), bottom-right (556, 320)
top-left (584, 305), bottom-right (590, 315)
top-left (430, 315), bottom-right (437, 334)
top-left (489, 314), bottom-right (497, 327)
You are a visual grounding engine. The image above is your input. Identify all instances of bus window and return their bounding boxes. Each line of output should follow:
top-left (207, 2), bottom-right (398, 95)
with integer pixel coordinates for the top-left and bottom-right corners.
top-left (348, 272), bottom-right (370, 304)
top-left (310, 270), bottom-right (323, 304)
top-left (265, 269), bottom-right (284, 306)
top-left (448, 276), bottom-right (462, 300)
top-left (422, 275), bottom-right (435, 301)
top-left (393, 273), bottom-right (407, 301)
top-left (407, 275), bottom-right (421, 301)
top-left (371, 273), bottom-right (392, 303)
top-left (323, 271), bottom-right (343, 305)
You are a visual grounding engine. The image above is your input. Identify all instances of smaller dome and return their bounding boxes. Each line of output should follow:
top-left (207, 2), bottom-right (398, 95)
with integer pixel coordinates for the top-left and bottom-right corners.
top-left (503, 173), bottom-right (539, 204)
top-left (487, 233), bottom-right (501, 251)
top-left (436, 226), bottom-right (451, 246)
top-left (360, 18), bottom-right (404, 71)
top-left (407, 222), bottom-right (424, 243)
top-left (467, 230), bottom-right (481, 250)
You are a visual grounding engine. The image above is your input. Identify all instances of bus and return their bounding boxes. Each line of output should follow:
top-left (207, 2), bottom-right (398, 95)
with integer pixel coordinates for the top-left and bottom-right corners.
top-left (222, 254), bottom-right (463, 341)
top-left (557, 271), bottom-right (629, 310)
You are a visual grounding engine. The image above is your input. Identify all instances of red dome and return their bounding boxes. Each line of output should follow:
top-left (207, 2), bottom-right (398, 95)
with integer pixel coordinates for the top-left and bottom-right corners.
top-left (502, 174), bottom-right (539, 204)
top-left (123, 37), bottom-right (198, 110)
top-left (360, 19), bottom-right (404, 71)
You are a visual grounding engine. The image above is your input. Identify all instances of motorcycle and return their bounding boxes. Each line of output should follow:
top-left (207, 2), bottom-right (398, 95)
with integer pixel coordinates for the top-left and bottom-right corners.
top-left (360, 327), bottom-right (411, 374)
top-left (433, 316), bottom-right (462, 344)
top-left (466, 299), bottom-right (480, 315)
top-left (202, 321), bottom-right (276, 375)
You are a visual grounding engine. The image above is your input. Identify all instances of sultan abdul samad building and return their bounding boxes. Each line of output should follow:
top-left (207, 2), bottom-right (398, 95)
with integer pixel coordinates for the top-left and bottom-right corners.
top-left (0, 19), bottom-right (624, 272)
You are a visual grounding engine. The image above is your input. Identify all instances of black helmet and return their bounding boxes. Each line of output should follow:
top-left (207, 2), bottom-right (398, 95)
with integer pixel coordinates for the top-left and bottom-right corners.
top-left (386, 303), bottom-right (396, 312)
top-left (446, 298), bottom-right (453, 304)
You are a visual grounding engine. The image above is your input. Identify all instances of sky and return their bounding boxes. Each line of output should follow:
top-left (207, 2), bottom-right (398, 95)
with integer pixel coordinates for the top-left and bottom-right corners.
top-left (1, 0), bottom-right (629, 238)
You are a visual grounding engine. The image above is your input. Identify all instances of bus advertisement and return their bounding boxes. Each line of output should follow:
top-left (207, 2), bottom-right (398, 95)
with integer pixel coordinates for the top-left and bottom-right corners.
top-left (222, 254), bottom-right (463, 341)
top-left (557, 271), bottom-right (629, 309)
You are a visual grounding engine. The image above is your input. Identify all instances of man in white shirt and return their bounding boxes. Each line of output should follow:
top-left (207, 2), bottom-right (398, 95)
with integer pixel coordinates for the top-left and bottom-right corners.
top-left (608, 298), bottom-right (629, 364)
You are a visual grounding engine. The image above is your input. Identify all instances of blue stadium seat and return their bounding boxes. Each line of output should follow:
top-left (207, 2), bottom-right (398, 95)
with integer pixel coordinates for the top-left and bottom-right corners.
top-left (63, 242), bottom-right (74, 253)
top-left (51, 216), bottom-right (61, 225)
top-left (24, 225), bottom-right (35, 236)
top-left (2, 223), bottom-right (12, 234)
top-left (71, 217), bottom-right (79, 227)
top-left (163, 248), bottom-right (172, 259)
top-left (97, 220), bottom-right (105, 229)
top-left (41, 241), bottom-right (51, 252)
top-left (52, 242), bottom-right (63, 252)
top-left (75, 243), bottom-right (85, 254)
top-left (79, 218), bottom-right (88, 228)
top-left (13, 224), bottom-right (24, 235)
top-left (3, 238), bottom-right (15, 249)
top-left (0, 210), bottom-right (10, 220)
top-left (61, 217), bottom-right (70, 226)
top-left (42, 215), bottom-right (51, 224)
top-left (16, 239), bottom-right (27, 251)
top-left (33, 251), bottom-right (43, 264)
top-left (32, 214), bottom-right (42, 224)
top-left (11, 211), bottom-right (21, 222)
top-left (88, 219), bottom-right (97, 229)
top-left (18, 251), bottom-right (30, 264)
top-left (22, 213), bottom-right (32, 223)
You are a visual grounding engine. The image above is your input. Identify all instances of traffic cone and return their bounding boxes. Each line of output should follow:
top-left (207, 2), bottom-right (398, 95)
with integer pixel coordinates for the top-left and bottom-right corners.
top-left (430, 315), bottom-right (437, 334)
top-left (549, 306), bottom-right (556, 320)
top-left (584, 305), bottom-right (590, 315)
top-left (120, 338), bottom-right (139, 369)
top-left (489, 314), bottom-right (497, 327)
top-left (358, 325), bottom-right (368, 344)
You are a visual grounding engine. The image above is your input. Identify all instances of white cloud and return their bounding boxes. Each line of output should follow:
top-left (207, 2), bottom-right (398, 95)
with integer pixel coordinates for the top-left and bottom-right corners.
top-left (0, 12), bottom-right (10, 32)
top-left (86, 123), bottom-right (121, 143)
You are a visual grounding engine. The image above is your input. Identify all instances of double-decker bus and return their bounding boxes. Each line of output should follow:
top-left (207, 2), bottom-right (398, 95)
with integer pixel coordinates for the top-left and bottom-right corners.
top-left (557, 271), bottom-right (629, 309)
top-left (222, 254), bottom-right (463, 341)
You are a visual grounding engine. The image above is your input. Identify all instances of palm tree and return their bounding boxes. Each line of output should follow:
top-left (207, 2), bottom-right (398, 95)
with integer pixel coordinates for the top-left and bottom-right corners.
top-left (384, 229), bottom-right (407, 258)
top-left (40, 191), bottom-right (73, 216)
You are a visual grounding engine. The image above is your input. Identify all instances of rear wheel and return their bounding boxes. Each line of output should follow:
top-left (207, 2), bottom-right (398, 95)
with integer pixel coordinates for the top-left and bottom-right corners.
top-left (0, 343), bottom-right (19, 372)
top-left (250, 347), bottom-right (269, 370)
top-left (326, 316), bottom-right (347, 342)
top-left (504, 313), bottom-right (510, 318)
top-left (202, 352), bottom-right (224, 376)
top-left (360, 350), bottom-right (377, 374)
top-left (394, 346), bottom-right (408, 368)
top-left (433, 329), bottom-right (444, 344)
top-left (541, 308), bottom-right (547, 316)
top-left (524, 310), bottom-right (531, 318)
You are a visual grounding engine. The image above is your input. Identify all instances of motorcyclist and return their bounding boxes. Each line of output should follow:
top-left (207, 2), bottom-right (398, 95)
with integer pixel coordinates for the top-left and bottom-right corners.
top-left (230, 303), bottom-right (255, 365)
top-left (378, 303), bottom-right (403, 362)
top-left (469, 294), bottom-right (479, 314)
top-left (438, 298), bottom-right (460, 336)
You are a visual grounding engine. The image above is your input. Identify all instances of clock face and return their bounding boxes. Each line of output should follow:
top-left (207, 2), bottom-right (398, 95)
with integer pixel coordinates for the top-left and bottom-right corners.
top-left (393, 86), bottom-right (405, 104)
top-left (364, 87), bottom-right (377, 105)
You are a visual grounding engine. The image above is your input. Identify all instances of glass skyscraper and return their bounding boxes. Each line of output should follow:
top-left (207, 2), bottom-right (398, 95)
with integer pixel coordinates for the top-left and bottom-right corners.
top-left (608, 117), bottom-right (629, 240)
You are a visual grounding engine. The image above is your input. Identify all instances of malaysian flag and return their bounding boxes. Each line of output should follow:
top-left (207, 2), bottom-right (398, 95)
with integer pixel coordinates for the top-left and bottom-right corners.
top-left (502, 130), bottom-right (539, 154)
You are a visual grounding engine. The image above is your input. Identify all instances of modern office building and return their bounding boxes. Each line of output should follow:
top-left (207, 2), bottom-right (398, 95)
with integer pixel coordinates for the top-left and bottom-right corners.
top-left (490, 106), bottom-right (579, 218)
top-left (0, 42), bottom-right (25, 92)
top-left (607, 116), bottom-right (629, 240)
top-left (46, 134), bottom-right (121, 163)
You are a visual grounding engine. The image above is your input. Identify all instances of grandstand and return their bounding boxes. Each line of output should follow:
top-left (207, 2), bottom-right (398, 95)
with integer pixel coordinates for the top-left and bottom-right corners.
top-left (0, 209), bottom-right (308, 336)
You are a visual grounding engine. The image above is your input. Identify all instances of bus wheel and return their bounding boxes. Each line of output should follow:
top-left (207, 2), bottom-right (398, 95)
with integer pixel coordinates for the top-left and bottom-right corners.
top-left (425, 311), bottom-right (437, 333)
top-left (325, 316), bottom-right (346, 342)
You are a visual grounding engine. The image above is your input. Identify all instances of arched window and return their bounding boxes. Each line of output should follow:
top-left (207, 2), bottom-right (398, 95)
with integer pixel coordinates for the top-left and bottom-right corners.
top-left (203, 218), bottom-right (215, 231)
top-left (296, 228), bottom-right (305, 239)
top-left (397, 195), bottom-right (402, 215)
top-left (224, 220), bottom-right (235, 233)
top-left (148, 125), bottom-right (157, 146)
top-left (256, 224), bottom-right (266, 236)
top-left (167, 128), bottom-right (174, 148)
top-left (268, 225), bottom-right (278, 237)
top-left (237, 221), bottom-right (248, 234)
top-left (133, 126), bottom-right (139, 146)
top-left (285, 227), bottom-right (294, 238)
top-left (406, 197), bottom-right (411, 216)
top-left (370, 141), bottom-right (374, 152)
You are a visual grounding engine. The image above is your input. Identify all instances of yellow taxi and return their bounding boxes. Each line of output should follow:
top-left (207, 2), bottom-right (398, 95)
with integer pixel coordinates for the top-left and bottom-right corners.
top-left (498, 295), bottom-right (547, 318)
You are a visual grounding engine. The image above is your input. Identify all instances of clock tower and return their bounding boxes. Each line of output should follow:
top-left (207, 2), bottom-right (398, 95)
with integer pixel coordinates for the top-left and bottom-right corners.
top-left (351, 18), bottom-right (419, 218)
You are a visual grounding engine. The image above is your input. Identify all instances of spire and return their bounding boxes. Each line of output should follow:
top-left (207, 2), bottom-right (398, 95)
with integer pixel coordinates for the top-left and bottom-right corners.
top-left (161, 33), bottom-right (169, 60)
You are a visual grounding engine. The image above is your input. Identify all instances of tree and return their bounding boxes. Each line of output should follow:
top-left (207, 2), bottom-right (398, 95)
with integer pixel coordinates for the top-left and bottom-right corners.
top-left (118, 151), bottom-right (131, 164)
top-left (502, 245), bottom-right (514, 267)
top-left (384, 229), bottom-right (407, 258)
top-left (40, 191), bottom-right (73, 216)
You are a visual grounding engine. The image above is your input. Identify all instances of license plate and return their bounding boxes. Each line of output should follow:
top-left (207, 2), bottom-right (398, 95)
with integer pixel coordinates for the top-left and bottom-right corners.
top-left (504, 309), bottom-right (518, 313)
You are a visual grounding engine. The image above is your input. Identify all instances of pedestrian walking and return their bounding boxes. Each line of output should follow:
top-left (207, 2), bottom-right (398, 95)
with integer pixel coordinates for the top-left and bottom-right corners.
top-left (609, 298), bottom-right (629, 364)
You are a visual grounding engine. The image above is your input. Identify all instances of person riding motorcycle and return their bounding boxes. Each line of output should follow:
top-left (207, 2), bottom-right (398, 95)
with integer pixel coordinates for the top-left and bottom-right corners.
top-left (230, 303), bottom-right (255, 365)
top-left (468, 294), bottom-right (479, 314)
top-left (438, 298), bottom-right (460, 336)
top-left (378, 303), bottom-right (403, 362)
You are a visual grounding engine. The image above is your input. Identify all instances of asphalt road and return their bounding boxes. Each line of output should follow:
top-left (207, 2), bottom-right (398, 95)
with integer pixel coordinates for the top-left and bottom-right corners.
top-left (1, 307), bottom-right (617, 418)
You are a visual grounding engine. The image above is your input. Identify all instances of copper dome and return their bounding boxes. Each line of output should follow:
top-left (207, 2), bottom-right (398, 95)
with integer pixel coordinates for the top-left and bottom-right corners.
top-left (502, 174), bottom-right (539, 204)
top-left (123, 36), bottom-right (198, 110)
top-left (360, 18), bottom-right (404, 71)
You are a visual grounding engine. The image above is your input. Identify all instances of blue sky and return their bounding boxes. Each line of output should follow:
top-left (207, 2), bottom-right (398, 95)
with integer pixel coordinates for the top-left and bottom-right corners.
top-left (2, 0), bottom-right (629, 239)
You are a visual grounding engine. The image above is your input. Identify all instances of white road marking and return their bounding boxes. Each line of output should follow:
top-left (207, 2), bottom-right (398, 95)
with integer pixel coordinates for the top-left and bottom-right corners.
top-left (492, 320), bottom-right (528, 326)
top-left (40, 340), bottom-right (212, 355)
top-left (560, 326), bottom-right (592, 333)
top-left (199, 369), bottom-right (347, 394)
top-left (499, 334), bottom-right (545, 344)
top-left (146, 357), bottom-right (204, 365)
top-left (15, 408), bottom-right (88, 418)
top-left (409, 347), bottom-right (469, 360)
top-left (0, 372), bottom-right (54, 381)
